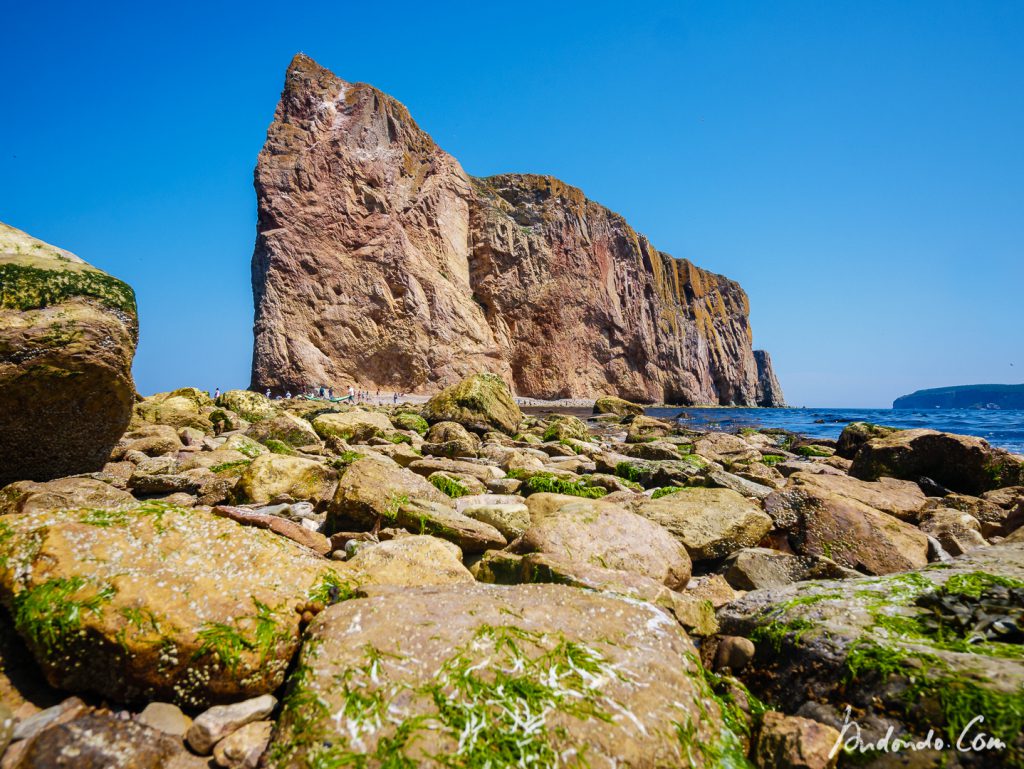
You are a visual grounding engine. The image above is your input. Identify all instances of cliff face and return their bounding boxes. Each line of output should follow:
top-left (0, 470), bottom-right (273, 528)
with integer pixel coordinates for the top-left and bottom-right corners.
top-left (251, 55), bottom-right (784, 406)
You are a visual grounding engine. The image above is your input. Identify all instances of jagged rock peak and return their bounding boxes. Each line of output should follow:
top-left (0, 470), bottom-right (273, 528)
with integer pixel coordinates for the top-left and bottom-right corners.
top-left (250, 54), bottom-right (784, 406)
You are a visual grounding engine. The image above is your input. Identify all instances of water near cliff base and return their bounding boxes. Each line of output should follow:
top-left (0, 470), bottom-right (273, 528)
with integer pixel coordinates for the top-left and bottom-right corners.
top-left (531, 406), bottom-right (1024, 454)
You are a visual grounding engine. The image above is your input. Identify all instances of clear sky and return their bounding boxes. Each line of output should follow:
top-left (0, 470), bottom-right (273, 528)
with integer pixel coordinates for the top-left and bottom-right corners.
top-left (3, 1), bottom-right (1022, 407)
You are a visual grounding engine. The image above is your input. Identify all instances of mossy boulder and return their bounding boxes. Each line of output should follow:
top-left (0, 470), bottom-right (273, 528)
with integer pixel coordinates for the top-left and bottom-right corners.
top-left (835, 421), bottom-right (899, 459)
top-left (216, 390), bottom-right (277, 423)
top-left (134, 391), bottom-right (213, 432)
top-left (0, 222), bottom-right (137, 486)
top-left (245, 411), bottom-right (320, 448)
top-left (0, 477), bottom-right (134, 516)
top-left (593, 395), bottom-right (644, 417)
top-left (310, 410), bottom-right (393, 442)
top-left (233, 454), bottom-right (338, 506)
top-left (541, 414), bottom-right (590, 442)
top-left (267, 584), bottom-right (742, 767)
top-left (719, 543), bottom-right (1024, 762)
top-left (389, 411), bottom-right (429, 435)
top-left (421, 372), bottom-right (522, 436)
top-left (0, 502), bottom-right (348, 708)
top-left (850, 428), bottom-right (1024, 495)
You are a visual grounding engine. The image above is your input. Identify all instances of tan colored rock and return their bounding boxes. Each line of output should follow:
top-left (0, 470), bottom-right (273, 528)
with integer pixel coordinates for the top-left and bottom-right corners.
top-left (0, 477), bottom-right (134, 516)
top-left (347, 536), bottom-right (473, 586)
top-left (233, 454), bottom-right (338, 506)
top-left (212, 719), bottom-right (272, 769)
top-left (245, 411), bottom-right (320, 448)
top-left (327, 458), bottom-right (505, 552)
top-left (0, 503), bottom-right (346, 708)
top-left (693, 432), bottom-right (761, 465)
top-left (765, 485), bottom-right (929, 575)
top-left (112, 424), bottom-right (183, 459)
top-left (135, 390), bottom-right (212, 432)
top-left (249, 55), bottom-right (784, 406)
top-left (636, 488), bottom-right (772, 562)
top-left (0, 222), bottom-right (137, 486)
top-left (754, 711), bottom-right (840, 769)
top-left (268, 583), bottom-right (739, 766)
top-left (311, 410), bottom-right (393, 441)
top-left (515, 493), bottom-right (691, 589)
top-left (455, 495), bottom-right (530, 540)
top-left (187, 694), bottom-right (276, 755)
top-left (593, 396), bottom-right (644, 417)
top-left (785, 470), bottom-right (926, 521)
top-left (216, 390), bottom-right (277, 424)
top-left (136, 701), bottom-right (192, 738)
top-left (407, 457), bottom-right (504, 483)
top-left (918, 507), bottom-right (988, 556)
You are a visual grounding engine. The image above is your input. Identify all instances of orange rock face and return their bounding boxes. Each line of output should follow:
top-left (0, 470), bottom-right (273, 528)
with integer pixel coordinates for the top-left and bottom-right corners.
top-left (251, 54), bottom-right (784, 405)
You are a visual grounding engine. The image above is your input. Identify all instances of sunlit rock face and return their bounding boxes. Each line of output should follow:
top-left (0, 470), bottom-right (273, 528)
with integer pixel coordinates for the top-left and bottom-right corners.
top-left (251, 54), bottom-right (784, 406)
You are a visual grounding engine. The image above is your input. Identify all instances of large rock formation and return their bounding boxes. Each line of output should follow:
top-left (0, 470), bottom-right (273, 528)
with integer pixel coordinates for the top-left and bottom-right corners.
top-left (0, 222), bottom-right (137, 485)
top-left (251, 54), bottom-right (784, 405)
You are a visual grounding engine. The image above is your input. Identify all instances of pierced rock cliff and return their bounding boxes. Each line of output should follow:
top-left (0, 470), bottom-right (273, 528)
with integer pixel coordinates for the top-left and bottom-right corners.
top-left (251, 54), bottom-right (784, 405)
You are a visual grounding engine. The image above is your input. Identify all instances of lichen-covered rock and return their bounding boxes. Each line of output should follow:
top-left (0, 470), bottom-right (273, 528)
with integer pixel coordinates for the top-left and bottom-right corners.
top-left (718, 544), bottom-right (1024, 763)
top-left (515, 493), bottom-right (692, 589)
top-left (834, 421), bottom-right (899, 459)
top-left (421, 373), bottom-right (521, 435)
top-left (347, 536), bottom-right (474, 586)
top-left (134, 390), bottom-right (213, 432)
top-left (0, 222), bottom-right (137, 486)
top-left (0, 477), bottom-right (134, 516)
top-left (266, 584), bottom-right (744, 767)
top-left (636, 488), bottom-right (772, 562)
top-left (216, 390), bottom-right (277, 424)
top-left (541, 414), bottom-right (590, 442)
top-left (249, 55), bottom-right (785, 406)
top-left (849, 428), bottom-right (1024, 495)
top-left (327, 458), bottom-right (505, 551)
top-left (310, 410), bottom-right (393, 441)
top-left (764, 483), bottom-right (929, 575)
top-left (0, 502), bottom-right (347, 708)
top-left (245, 411), bottom-right (320, 448)
top-left (8, 710), bottom-right (208, 769)
top-left (593, 395), bottom-right (644, 417)
top-left (233, 454), bottom-right (338, 506)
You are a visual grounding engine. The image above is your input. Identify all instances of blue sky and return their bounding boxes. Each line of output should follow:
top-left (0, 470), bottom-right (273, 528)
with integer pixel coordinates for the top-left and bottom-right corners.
top-left (2, 1), bottom-right (1022, 407)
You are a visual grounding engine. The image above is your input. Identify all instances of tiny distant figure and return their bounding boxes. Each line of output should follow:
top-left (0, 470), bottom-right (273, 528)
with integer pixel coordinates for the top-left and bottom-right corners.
top-left (328, 387), bottom-right (334, 399)
top-left (319, 385), bottom-right (325, 398)
top-left (393, 392), bottom-right (398, 404)
top-left (213, 387), bottom-right (220, 399)
top-left (285, 390), bottom-right (292, 399)
top-left (265, 388), bottom-right (271, 398)
top-left (348, 385), bottom-right (355, 401)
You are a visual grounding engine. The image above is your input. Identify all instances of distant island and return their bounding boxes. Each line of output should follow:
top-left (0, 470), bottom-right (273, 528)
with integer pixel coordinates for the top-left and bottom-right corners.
top-left (893, 383), bottom-right (1024, 409)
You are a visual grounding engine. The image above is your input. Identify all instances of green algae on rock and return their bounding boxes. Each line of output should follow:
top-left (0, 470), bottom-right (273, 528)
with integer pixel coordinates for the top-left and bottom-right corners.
top-left (0, 221), bottom-right (138, 486)
top-left (0, 502), bottom-right (349, 708)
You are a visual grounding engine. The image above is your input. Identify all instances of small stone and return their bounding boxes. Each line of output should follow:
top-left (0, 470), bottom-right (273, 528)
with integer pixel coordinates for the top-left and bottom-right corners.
top-left (212, 719), bottom-right (273, 768)
top-left (186, 694), bottom-right (276, 755)
top-left (136, 701), bottom-right (192, 738)
top-left (12, 697), bottom-right (87, 741)
top-left (714, 635), bottom-right (756, 672)
top-left (754, 711), bottom-right (840, 769)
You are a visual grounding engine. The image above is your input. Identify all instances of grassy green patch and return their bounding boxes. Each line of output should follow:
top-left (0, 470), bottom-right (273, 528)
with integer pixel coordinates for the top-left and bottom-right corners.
top-left (760, 454), bottom-right (785, 467)
top-left (0, 262), bottom-right (136, 315)
top-left (430, 474), bottom-right (470, 498)
top-left (522, 472), bottom-right (607, 499)
top-left (211, 459), bottom-right (252, 475)
top-left (13, 577), bottom-right (116, 654)
top-left (263, 439), bottom-right (297, 456)
top-left (651, 486), bottom-right (685, 500)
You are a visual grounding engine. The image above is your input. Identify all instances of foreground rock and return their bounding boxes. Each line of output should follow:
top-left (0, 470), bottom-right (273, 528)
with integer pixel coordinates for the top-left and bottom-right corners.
top-left (268, 584), bottom-right (744, 767)
top-left (0, 221), bottom-right (137, 486)
top-left (719, 543), bottom-right (1024, 764)
top-left (635, 488), bottom-right (772, 563)
top-left (0, 503), bottom-right (344, 708)
top-left (514, 493), bottom-right (692, 589)
top-left (0, 477), bottom-right (134, 516)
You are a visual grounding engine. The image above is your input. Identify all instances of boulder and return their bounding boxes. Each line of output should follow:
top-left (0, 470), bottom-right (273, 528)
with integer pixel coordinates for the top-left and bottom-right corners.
top-left (245, 411), bottom-right (320, 448)
top-left (212, 505), bottom-right (331, 555)
top-left (541, 414), bottom-right (590, 442)
top-left (722, 548), bottom-right (860, 590)
top-left (783, 470), bottom-right (927, 521)
top-left (407, 457), bottom-right (504, 483)
top-left (0, 477), bottom-right (134, 516)
top-left (216, 390), bottom-right (277, 423)
top-left (764, 485), bottom-right (929, 575)
top-left (918, 508), bottom-right (988, 556)
top-left (515, 493), bottom-right (692, 589)
top-left (454, 495), bottom-right (530, 540)
top-left (834, 421), bottom-right (898, 459)
top-left (636, 488), bottom-right (772, 563)
top-left (311, 410), bottom-right (393, 441)
top-left (420, 373), bottom-right (522, 435)
top-left (347, 536), bottom-right (474, 586)
top-left (719, 544), bottom-right (1024, 761)
top-left (268, 583), bottom-right (743, 766)
top-left (422, 420), bottom-right (479, 458)
top-left (692, 432), bottom-right (761, 465)
top-left (0, 222), bottom-right (137, 486)
top-left (0, 502), bottom-right (346, 708)
top-left (7, 710), bottom-right (207, 768)
top-left (112, 424), bottom-right (183, 459)
top-left (625, 415), bottom-right (676, 443)
top-left (849, 428), bottom-right (1024, 495)
top-left (134, 390), bottom-right (212, 432)
top-left (327, 458), bottom-right (505, 552)
top-left (593, 395), bottom-right (644, 417)
top-left (233, 454), bottom-right (338, 506)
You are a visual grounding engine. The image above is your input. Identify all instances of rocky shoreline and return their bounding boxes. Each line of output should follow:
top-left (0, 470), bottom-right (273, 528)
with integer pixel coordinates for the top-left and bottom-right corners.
top-left (1, 371), bottom-right (1023, 768)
